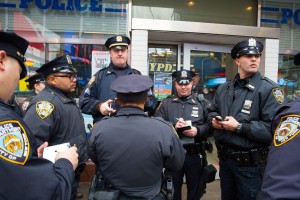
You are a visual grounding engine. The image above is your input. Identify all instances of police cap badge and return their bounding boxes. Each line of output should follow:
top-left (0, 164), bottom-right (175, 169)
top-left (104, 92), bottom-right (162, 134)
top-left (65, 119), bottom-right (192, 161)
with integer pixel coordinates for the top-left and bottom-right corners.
top-left (231, 38), bottom-right (264, 59)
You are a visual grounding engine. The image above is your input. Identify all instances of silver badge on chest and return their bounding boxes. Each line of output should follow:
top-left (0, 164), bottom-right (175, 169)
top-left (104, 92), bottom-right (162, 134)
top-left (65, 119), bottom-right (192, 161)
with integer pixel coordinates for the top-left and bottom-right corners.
top-left (241, 100), bottom-right (252, 114)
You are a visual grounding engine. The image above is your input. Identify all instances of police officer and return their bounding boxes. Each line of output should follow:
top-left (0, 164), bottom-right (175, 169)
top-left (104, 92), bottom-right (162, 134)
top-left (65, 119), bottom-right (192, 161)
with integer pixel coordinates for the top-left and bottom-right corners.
top-left (208, 38), bottom-right (287, 200)
top-left (154, 70), bottom-right (210, 200)
top-left (23, 55), bottom-right (88, 200)
top-left (0, 31), bottom-right (78, 199)
top-left (20, 72), bottom-right (45, 113)
top-left (79, 35), bottom-right (157, 123)
top-left (260, 52), bottom-right (300, 199)
top-left (88, 74), bottom-right (185, 200)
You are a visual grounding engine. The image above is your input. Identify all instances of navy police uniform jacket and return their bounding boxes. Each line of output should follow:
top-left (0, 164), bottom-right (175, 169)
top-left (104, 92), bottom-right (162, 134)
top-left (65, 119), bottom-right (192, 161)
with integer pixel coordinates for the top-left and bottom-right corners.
top-left (24, 84), bottom-right (88, 164)
top-left (261, 98), bottom-right (300, 199)
top-left (20, 91), bottom-right (37, 113)
top-left (88, 106), bottom-right (185, 199)
top-left (208, 72), bottom-right (286, 149)
top-left (79, 63), bottom-right (157, 123)
top-left (0, 98), bottom-right (74, 200)
top-left (154, 93), bottom-right (210, 143)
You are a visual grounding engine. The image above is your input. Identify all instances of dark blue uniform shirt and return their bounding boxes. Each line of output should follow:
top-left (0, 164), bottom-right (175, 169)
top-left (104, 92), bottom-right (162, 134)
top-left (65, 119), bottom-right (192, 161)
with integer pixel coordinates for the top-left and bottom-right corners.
top-left (0, 98), bottom-right (74, 200)
top-left (261, 98), bottom-right (300, 199)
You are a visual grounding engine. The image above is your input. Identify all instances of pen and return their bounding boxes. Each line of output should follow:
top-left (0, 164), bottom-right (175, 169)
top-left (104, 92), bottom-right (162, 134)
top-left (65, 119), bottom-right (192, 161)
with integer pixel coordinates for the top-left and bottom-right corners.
top-left (108, 102), bottom-right (112, 116)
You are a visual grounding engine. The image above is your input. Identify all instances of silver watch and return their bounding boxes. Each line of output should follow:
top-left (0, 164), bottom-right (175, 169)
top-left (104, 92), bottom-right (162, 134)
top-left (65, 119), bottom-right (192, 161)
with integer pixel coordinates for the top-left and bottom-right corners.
top-left (236, 123), bottom-right (242, 134)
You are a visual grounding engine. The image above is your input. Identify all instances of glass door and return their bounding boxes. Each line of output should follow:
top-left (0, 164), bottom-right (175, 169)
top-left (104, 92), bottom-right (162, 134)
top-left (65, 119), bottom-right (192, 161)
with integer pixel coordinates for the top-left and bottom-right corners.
top-left (183, 43), bottom-right (235, 98)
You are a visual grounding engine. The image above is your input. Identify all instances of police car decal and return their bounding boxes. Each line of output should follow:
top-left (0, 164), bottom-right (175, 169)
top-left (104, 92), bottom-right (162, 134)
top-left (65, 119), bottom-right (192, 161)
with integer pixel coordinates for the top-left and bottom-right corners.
top-left (274, 114), bottom-right (300, 146)
top-left (272, 88), bottom-right (285, 104)
top-left (36, 101), bottom-right (54, 119)
top-left (0, 120), bottom-right (30, 165)
top-left (87, 76), bottom-right (96, 88)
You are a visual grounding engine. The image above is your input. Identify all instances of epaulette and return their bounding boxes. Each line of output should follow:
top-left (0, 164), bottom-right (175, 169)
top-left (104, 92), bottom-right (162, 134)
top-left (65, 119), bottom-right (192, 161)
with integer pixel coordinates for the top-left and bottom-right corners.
top-left (132, 68), bottom-right (141, 75)
top-left (101, 116), bottom-right (110, 121)
top-left (151, 116), bottom-right (173, 127)
top-left (166, 94), bottom-right (174, 99)
top-left (261, 76), bottom-right (278, 87)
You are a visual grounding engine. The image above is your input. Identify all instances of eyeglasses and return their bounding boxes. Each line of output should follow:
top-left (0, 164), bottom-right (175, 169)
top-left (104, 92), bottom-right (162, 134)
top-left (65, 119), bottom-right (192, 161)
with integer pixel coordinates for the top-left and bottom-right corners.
top-left (53, 74), bottom-right (77, 81)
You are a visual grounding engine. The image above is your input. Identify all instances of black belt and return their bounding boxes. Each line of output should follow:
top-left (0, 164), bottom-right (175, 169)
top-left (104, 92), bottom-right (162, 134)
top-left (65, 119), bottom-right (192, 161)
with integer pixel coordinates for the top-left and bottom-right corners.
top-left (216, 144), bottom-right (269, 166)
top-left (184, 144), bottom-right (205, 156)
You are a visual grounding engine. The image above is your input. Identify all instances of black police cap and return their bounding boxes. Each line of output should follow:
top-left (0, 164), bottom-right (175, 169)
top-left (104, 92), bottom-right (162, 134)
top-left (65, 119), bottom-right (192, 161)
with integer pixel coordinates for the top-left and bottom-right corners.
top-left (294, 53), bottom-right (300, 65)
top-left (105, 35), bottom-right (131, 50)
top-left (231, 38), bottom-right (264, 59)
top-left (111, 74), bottom-right (153, 102)
top-left (0, 31), bottom-right (29, 79)
top-left (172, 70), bottom-right (195, 84)
top-left (25, 73), bottom-right (44, 84)
top-left (36, 54), bottom-right (77, 76)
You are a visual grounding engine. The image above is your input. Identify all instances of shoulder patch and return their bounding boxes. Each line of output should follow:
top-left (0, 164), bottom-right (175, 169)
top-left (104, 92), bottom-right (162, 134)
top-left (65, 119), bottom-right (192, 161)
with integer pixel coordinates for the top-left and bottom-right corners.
top-left (274, 114), bottom-right (300, 146)
top-left (36, 101), bottom-right (54, 119)
top-left (0, 120), bottom-right (30, 165)
top-left (21, 101), bottom-right (30, 111)
top-left (87, 76), bottom-right (96, 87)
top-left (272, 88), bottom-right (285, 104)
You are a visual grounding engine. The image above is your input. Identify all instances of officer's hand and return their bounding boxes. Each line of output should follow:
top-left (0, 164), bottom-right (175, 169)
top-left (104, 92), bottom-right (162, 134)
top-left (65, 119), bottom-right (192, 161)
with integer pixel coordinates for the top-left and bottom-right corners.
top-left (175, 118), bottom-right (186, 129)
top-left (183, 126), bottom-right (197, 137)
top-left (55, 147), bottom-right (79, 171)
top-left (218, 116), bottom-right (238, 132)
top-left (99, 99), bottom-right (116, 116)
top-left (211, 118), bottom-right (224, 130)
top-left (37, 142), bottom-right (48, 158)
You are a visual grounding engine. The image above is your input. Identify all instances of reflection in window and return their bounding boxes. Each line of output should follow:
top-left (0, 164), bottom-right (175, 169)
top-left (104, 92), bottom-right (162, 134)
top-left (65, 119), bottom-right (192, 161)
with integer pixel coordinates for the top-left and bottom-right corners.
top-left (278, 54), bottom-right (300, 102)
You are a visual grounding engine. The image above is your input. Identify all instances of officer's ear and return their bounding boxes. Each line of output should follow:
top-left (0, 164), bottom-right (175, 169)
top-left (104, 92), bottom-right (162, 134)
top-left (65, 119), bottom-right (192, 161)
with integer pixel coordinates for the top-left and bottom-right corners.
top-left (46, 75), bottom-right (57, 85)
top-left (0, 51), bottom-right (7, 70)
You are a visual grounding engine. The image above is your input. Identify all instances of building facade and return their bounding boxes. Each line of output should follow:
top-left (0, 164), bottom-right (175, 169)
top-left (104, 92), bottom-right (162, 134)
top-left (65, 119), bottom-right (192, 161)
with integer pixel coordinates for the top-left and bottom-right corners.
top-left (0, 0), bottom-right (299, 100)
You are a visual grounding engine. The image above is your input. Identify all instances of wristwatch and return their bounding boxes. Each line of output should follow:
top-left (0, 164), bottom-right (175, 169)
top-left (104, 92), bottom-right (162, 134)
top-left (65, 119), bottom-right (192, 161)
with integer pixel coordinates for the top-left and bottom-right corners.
top-left (236, 123), bottom-right (243, 134)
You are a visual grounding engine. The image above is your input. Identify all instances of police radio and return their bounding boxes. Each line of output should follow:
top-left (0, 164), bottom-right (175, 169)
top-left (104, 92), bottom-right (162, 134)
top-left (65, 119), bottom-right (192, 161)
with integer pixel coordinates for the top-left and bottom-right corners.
top-left (161, 170), bottom-right (174, 200)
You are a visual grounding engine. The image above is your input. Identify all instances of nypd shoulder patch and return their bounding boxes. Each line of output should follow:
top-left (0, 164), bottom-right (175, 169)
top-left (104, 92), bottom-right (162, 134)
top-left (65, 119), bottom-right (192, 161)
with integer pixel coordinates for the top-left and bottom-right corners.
top-left (36, 101), bottom-right (54, 119)
top-left (272, 88), bottom-right (285, 104)
top-left (0, 120), bottom-right (30, 165)
top-left (21, 101), bottom-right (30, 111)
top-left (274, 114), bottom-right (300, 146)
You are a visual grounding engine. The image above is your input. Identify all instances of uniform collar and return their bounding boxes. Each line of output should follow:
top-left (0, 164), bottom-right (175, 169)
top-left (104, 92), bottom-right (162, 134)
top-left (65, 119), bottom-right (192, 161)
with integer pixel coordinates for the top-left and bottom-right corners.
top-left (106, 63), bottom-right (132, 75)
top-left (172, 93), bottom-right (198, 104)
top-left (0, 98), bottom-right (10, 108)
top-left (115, 106), bottom-right (147, 117)
top-left (45, 84), bottom-right (75, 103)
top-left (233, 72), bottom-right (261, 91)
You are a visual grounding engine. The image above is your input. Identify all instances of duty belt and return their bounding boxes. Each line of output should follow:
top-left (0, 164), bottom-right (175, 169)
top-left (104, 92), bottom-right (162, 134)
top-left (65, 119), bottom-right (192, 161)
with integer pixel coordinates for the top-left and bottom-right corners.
top-left (216, 143), bottom-right (269, 166)
top-left (184, 144), bottom-right (205, 156)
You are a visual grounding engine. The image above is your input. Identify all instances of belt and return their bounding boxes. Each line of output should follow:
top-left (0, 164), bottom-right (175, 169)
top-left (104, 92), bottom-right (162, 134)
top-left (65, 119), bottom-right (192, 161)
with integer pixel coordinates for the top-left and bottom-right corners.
top-left (216, 143), bottom-right (269, 166)
top-left (184, 144), bottom-right (205, 156)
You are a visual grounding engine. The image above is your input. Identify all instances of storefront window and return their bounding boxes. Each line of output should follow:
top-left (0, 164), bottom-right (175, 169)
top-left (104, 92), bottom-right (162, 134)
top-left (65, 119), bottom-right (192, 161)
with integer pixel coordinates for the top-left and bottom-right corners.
top-left (190, 51), bottom-right (232, 101)
top-left (278, 54), bottom-right (300, 102)
top-left (148, 44), bottom-right (178, 100)
top-left (0, 0), bottom-right (129, 98)
top-left (132, 0), bottom-right (257, 26)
